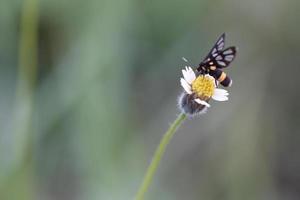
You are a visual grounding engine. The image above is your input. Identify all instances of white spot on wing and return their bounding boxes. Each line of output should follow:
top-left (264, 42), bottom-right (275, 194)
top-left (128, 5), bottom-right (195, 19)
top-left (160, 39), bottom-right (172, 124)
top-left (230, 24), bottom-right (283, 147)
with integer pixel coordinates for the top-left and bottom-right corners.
top-left (216, 55), bottom-right (223, 60)
top-left (217, 61), bottom-right (226, 66)
top-left (218, 43), bottom-right (225, 51)
top-left (225, 55), bottom-right (234, 61)
top-left (217, 37), bottom-right (224, 45)
top-left (211, 48), bottom-right (217, 55)
top-left (223, 49), bottom-right (233, 55)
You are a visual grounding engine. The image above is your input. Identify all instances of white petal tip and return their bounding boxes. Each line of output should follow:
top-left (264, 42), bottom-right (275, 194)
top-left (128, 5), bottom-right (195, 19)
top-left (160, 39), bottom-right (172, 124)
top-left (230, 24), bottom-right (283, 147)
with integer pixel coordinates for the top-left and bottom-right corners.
top-left (212, 96), bottom-right (228, 101)
top-left (182, 67), bottom-right (196, 84)
top-left (180, 78), bottom-right (192, 94)
top-left (195, 98), bottom-right (211, 107)
top-left (214, 88), bottom-right (229, 96)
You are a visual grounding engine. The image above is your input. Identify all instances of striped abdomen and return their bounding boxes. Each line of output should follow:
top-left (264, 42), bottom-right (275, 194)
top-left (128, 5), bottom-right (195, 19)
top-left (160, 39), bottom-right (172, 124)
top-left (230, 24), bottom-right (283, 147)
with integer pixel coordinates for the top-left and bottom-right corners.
top-left (209, 68), bottom-right (232, 87)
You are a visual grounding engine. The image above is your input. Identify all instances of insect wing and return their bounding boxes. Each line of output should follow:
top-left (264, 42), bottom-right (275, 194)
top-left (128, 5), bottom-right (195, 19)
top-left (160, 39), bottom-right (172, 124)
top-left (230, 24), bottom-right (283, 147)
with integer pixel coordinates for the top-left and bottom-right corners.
top-left (198, 33), bottom-right (226, 71)
top-left (214, 47), bottom-right (237, 68)
top-left (206, 33), bottom-right (226, 59)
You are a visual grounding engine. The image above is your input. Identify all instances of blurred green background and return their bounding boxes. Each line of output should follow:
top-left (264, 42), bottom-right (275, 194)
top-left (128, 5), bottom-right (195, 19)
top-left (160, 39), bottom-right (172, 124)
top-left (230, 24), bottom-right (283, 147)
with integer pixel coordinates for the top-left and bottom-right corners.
top-left (1, 0), bottom-right (300, 199)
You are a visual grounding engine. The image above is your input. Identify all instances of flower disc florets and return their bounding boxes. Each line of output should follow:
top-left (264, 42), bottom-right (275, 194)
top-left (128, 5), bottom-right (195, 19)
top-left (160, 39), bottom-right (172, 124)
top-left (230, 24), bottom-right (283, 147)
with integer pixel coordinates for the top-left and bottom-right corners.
top-left (191, 75), bottom-right (215, 98)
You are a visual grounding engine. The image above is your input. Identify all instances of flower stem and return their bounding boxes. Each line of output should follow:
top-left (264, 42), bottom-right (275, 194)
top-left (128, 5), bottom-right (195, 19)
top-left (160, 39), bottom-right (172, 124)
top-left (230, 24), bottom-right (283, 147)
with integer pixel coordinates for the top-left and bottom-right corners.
top-left (14, 0), bottom-right (39, 164)
top-left (135, 113), bottom-right (187, 200)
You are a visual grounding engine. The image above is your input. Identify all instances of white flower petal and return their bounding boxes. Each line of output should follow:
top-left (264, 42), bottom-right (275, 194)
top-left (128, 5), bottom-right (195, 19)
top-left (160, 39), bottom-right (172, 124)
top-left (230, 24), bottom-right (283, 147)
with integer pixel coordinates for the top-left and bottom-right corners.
top-left (194, 98), bottom-right (211, 107)
top-left (180, 78), bottom-right (192, 94)
top-left (214, 88), bottom-right (229, 96)
top-left (212, 93), bottom-right (228, 101)
top-left (187, 68), bottom-right (196, 84)
top-left (187, 66), bottom-right (193, 72)
top-left (182, 70), bottom-right (190, 83)
top-left (214, 80), bottom-right (219, 87)
top-left (182, 67), bottom-right (196, 84)
top-left (182, 69), bottom-right (188, 79)
top-left (188, 67), bottom-right (196, 80)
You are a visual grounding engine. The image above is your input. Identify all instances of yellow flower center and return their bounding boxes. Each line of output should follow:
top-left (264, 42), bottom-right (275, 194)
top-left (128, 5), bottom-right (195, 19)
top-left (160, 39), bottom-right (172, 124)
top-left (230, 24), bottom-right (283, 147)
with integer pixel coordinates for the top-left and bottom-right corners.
top-left (191, 75), bottom-right (215, 98)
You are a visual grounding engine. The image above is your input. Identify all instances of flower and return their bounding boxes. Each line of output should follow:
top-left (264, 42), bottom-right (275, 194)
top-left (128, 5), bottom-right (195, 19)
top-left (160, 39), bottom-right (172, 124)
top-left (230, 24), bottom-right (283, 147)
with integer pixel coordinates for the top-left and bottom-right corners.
top-left (178, 66), bottom-right (229, 116)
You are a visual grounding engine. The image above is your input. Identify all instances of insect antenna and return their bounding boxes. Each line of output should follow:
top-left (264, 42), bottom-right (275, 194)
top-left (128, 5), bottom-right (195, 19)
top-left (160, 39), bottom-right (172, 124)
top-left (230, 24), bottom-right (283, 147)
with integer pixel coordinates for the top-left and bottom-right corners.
top-left (182, 57), bottom-right (190, 64)
top-left (182, 57), bottom-right (202, 76)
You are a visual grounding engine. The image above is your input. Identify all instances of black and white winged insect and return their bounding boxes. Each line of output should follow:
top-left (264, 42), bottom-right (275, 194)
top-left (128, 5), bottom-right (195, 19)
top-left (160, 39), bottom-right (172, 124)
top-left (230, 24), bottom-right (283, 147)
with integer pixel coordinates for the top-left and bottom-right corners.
top-left (197, 33), bottom-right (237, 87)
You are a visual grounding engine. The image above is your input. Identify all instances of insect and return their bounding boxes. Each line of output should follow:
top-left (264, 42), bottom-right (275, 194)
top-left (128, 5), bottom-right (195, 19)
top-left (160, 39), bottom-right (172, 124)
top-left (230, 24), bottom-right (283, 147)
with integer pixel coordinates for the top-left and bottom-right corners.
top-left (197, 33), bottom-right (237, 87)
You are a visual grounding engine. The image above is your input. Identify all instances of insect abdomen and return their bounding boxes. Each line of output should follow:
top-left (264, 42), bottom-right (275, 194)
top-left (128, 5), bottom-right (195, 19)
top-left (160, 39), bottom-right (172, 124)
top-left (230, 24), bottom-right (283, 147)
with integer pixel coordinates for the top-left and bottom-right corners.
top-left (211, 69), bottom-right (232, 87)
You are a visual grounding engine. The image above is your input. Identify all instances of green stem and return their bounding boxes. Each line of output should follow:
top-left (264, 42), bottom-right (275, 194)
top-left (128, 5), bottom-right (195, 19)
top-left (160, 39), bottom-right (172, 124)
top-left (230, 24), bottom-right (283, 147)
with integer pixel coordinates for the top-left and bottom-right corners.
top-left (5, 0), bottom-right (39, 197)
top-left (135, 113), bottom-right (187, 200)
top-left (15, 0), bottom-right (39, 154)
